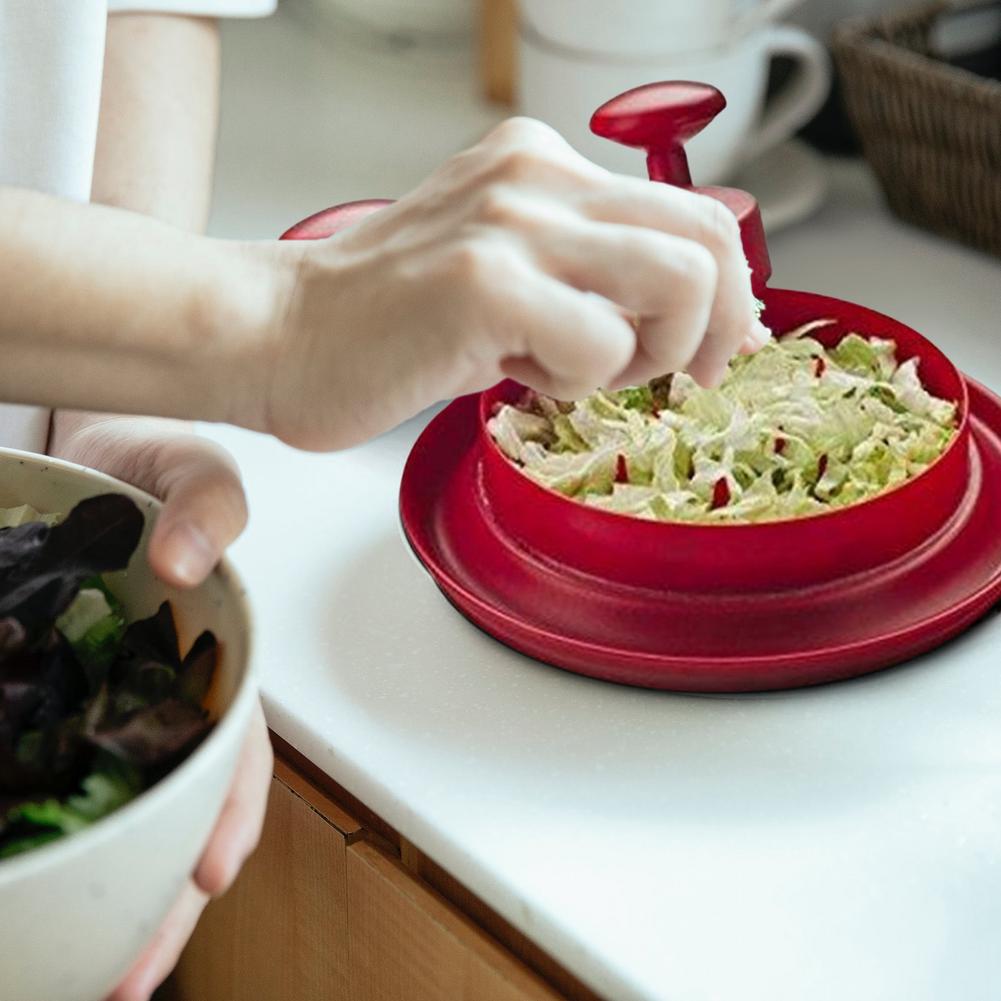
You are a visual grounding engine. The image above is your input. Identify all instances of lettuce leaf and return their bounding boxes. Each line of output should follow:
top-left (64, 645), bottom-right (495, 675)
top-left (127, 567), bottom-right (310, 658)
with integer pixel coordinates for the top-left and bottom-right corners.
top-left (0, 494), bottom-right (142, 641)
top-left (1, 497), bottom-right (218, 861)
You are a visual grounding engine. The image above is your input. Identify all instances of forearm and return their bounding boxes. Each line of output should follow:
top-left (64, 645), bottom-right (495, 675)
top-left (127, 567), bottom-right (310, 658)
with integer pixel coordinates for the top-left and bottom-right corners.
top-left (0, 186), bottom-right (274, 425)
top-left (52, 14), bottom-right (224, 445)
top-left (93, 14), bottom-right (219, 233)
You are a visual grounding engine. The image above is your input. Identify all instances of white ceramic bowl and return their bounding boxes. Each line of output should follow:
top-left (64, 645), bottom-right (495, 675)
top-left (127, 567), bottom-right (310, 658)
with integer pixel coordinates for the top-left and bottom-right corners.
top-left (0, 447), bottom-right (255, 1001)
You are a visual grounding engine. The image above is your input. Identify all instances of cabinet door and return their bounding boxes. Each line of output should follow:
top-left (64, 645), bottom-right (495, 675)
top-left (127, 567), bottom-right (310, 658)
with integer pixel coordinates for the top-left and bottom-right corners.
top-left (347, 840), bottom-right (565, 1001)
top-left (172, 765), bottom-right (355, 1001)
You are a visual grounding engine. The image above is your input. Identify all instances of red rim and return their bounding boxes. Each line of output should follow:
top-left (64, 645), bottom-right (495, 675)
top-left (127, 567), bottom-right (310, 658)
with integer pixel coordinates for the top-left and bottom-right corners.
top-left (399, 378), bottom-right (1001, 692)
top-left (475, 290), bottom-right (971, 593)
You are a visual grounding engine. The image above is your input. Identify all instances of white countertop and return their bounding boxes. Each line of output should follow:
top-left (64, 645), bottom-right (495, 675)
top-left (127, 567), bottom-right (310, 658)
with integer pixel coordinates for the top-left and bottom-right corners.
top-left (205, 7), bottom-right (1001, 1000)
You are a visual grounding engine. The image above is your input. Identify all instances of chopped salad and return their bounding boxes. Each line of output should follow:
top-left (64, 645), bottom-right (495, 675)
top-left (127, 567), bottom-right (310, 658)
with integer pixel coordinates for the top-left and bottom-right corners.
top-left (1, 495), bottom-right (218, 860)
top-left (488, 321), bottom-right (958, 524)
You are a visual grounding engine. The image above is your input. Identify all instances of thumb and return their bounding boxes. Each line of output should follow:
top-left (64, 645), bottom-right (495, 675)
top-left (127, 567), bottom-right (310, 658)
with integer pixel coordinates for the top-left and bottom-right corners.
top-left (104, 880), bottom-right (209, 1001)
top-left (146, 439), bottom-right (249, 588)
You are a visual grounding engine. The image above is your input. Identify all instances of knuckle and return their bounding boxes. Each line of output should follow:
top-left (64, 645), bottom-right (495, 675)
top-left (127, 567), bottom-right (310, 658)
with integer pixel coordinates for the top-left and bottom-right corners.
top-left (492, 147), bottom-right (551, 184)
top-left (225, 480), bottom-right (250, 533)
top-left (478, 118), bottom-right (602, 190)
top-left (488, 115), bottom-right (559, 148)
top-left (477, 185), bottom-right (523, 227)
top-left (696, 196), bottom-right (741, 252)
top-left (444, 239), bottom-right (495, 284)
top-left (675, 241), bottom-right (718, 299)
top-left (205, 477), bottom-right (248, 539)
top-left (190, 447), bottom-right (249, 533)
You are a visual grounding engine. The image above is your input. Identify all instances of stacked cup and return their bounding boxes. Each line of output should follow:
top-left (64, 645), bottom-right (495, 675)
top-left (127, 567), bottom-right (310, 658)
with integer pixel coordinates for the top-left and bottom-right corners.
top-left (518, 0), bottom-right (832, 184)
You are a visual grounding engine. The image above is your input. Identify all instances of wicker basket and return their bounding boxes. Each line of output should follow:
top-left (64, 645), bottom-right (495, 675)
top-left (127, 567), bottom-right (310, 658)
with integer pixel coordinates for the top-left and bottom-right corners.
top-left (833, 2), bottom-right (1001, 257)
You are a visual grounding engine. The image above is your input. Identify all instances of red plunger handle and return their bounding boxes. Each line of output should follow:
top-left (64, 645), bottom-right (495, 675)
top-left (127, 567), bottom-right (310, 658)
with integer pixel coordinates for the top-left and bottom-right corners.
top-left (590, 81), bottom-right (772, 294)
top-left (590, 80), bottom-right (726, 187)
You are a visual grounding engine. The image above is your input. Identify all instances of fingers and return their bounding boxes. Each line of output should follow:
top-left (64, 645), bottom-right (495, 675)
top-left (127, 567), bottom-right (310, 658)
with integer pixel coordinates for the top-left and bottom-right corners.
top-left (45, 417), bottom-right (248, 588)
top-left (194, 700), bottom-right (272, 897)
top-left (279, 114), bottom-right (766, 449)
top-left (580, 179), bottom-right (764, 386)
top-left (104, 880), bottom-right (208, 1001)
top-left (448, 140), bottom-right (761, 390)
top-left (539, 221), bottom-right (720, 380)
top-left (147, 437), bottom-right (249, 588)
top-left (473, 249), bottom-right (636, 399)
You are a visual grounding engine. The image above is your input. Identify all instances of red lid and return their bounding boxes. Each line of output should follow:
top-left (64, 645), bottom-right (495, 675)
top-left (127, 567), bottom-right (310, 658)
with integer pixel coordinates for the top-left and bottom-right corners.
top-left (591, 81), bottom-right (772, 297)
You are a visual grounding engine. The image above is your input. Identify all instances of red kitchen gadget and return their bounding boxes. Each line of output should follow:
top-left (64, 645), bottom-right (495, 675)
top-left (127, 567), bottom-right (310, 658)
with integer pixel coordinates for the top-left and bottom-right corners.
top-left (282, 83), bottom-right (1001, 691)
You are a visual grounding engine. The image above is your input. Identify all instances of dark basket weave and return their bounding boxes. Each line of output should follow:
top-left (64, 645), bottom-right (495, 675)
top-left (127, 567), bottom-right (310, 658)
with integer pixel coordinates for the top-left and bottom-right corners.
top-left (833, 2), bottom-right (1001, 257)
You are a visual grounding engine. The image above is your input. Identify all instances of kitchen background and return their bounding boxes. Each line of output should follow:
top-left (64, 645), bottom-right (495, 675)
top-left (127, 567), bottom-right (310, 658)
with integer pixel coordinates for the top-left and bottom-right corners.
top-left (209, 0), bottom-right (1001, 250)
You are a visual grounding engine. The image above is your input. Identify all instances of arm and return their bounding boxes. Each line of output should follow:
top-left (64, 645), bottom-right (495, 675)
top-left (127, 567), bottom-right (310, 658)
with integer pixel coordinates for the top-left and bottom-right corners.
top-left (1, 16), bottom-right (272, 426)
top-left (51, 13), bottom-right (223, 453)
top-left (0, 187), bottom-right (273, 426)
top-left (91, 13), bottom-right (218, 230)
top-left (1, 18), bottom-right (268, 426)
top-left (48, 13), bottom-right (252, 584)
top-left (2, 74), bottom-right (765, 445)
top-left (42, 19), bottom-right (272, 1001)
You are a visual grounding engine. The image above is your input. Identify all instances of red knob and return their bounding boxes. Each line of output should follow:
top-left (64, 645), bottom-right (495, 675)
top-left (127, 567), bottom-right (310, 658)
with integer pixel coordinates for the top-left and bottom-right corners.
top-left (590, 81), bottom-right (772, 294)
top-left (590, 81), bottom-right (726, 187)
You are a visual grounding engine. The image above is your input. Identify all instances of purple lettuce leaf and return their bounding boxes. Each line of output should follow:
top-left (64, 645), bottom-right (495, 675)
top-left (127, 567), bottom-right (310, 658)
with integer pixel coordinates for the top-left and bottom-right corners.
top-left (1, 495), bottom-right (219, 860)
top-left (0, 494), bottom-right (143, 643)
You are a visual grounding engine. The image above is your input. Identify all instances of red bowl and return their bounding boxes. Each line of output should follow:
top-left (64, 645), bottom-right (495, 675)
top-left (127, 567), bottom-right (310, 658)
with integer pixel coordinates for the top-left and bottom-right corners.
top-left (280, 200), bottom-right (1001, 691)
top-left (479, 288), bottom-right (970, 593)
top-left (281, 204), bottom-right (970, 595)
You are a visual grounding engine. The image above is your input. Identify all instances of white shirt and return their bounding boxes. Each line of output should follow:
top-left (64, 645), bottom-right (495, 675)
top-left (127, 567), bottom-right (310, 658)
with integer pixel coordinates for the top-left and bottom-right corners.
top-left (0, 0), bottom-right (275, 453)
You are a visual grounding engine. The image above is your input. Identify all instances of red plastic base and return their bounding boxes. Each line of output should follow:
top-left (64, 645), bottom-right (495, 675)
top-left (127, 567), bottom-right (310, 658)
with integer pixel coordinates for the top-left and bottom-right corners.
top-left (399, 379), bottom-right (1001, 692)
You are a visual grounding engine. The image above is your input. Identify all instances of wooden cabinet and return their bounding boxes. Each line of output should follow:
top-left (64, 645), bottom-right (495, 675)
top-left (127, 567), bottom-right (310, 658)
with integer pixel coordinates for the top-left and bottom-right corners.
top-left (172, 743), bottom-right (602, 1001)
top-left (347, 841), bottom-right (561, 1001)
top-left (171, 759), bottom-right (359, 1001)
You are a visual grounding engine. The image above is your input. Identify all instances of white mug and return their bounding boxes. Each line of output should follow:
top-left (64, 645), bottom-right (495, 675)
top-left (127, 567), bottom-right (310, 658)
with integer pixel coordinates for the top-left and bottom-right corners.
top-left (519, 0), bottom-right (807, 58)
top-left (312, 0), bottom-right (474, 39)
top-left (519, 23), bottom-right (831, 184)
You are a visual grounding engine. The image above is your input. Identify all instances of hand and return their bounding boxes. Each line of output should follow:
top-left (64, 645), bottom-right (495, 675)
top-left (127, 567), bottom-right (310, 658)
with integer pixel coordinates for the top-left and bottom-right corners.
top-left (261, 117), bottom-right (768, 452)
top-left (105, 702), bottom-right (272, 1001)
top-left (47, 414), bottom-right (273, 1001)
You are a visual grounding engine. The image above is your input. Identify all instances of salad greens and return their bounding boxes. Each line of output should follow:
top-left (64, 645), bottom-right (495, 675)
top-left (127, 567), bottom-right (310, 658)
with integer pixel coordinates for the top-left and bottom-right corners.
top-left (488, 322), bottom-right (958, 524)
top-left (0, 494), bottom-right (218, 859)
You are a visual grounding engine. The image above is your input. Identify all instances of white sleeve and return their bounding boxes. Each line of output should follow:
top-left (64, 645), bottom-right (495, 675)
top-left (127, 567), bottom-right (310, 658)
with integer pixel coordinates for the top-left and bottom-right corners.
top-left (107, 0), bottom-right (276, 15)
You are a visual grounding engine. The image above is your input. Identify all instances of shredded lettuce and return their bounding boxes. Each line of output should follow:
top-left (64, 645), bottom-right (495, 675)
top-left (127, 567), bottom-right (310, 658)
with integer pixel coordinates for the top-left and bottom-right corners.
top-left (487, 324), bottom-right (958, 524)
